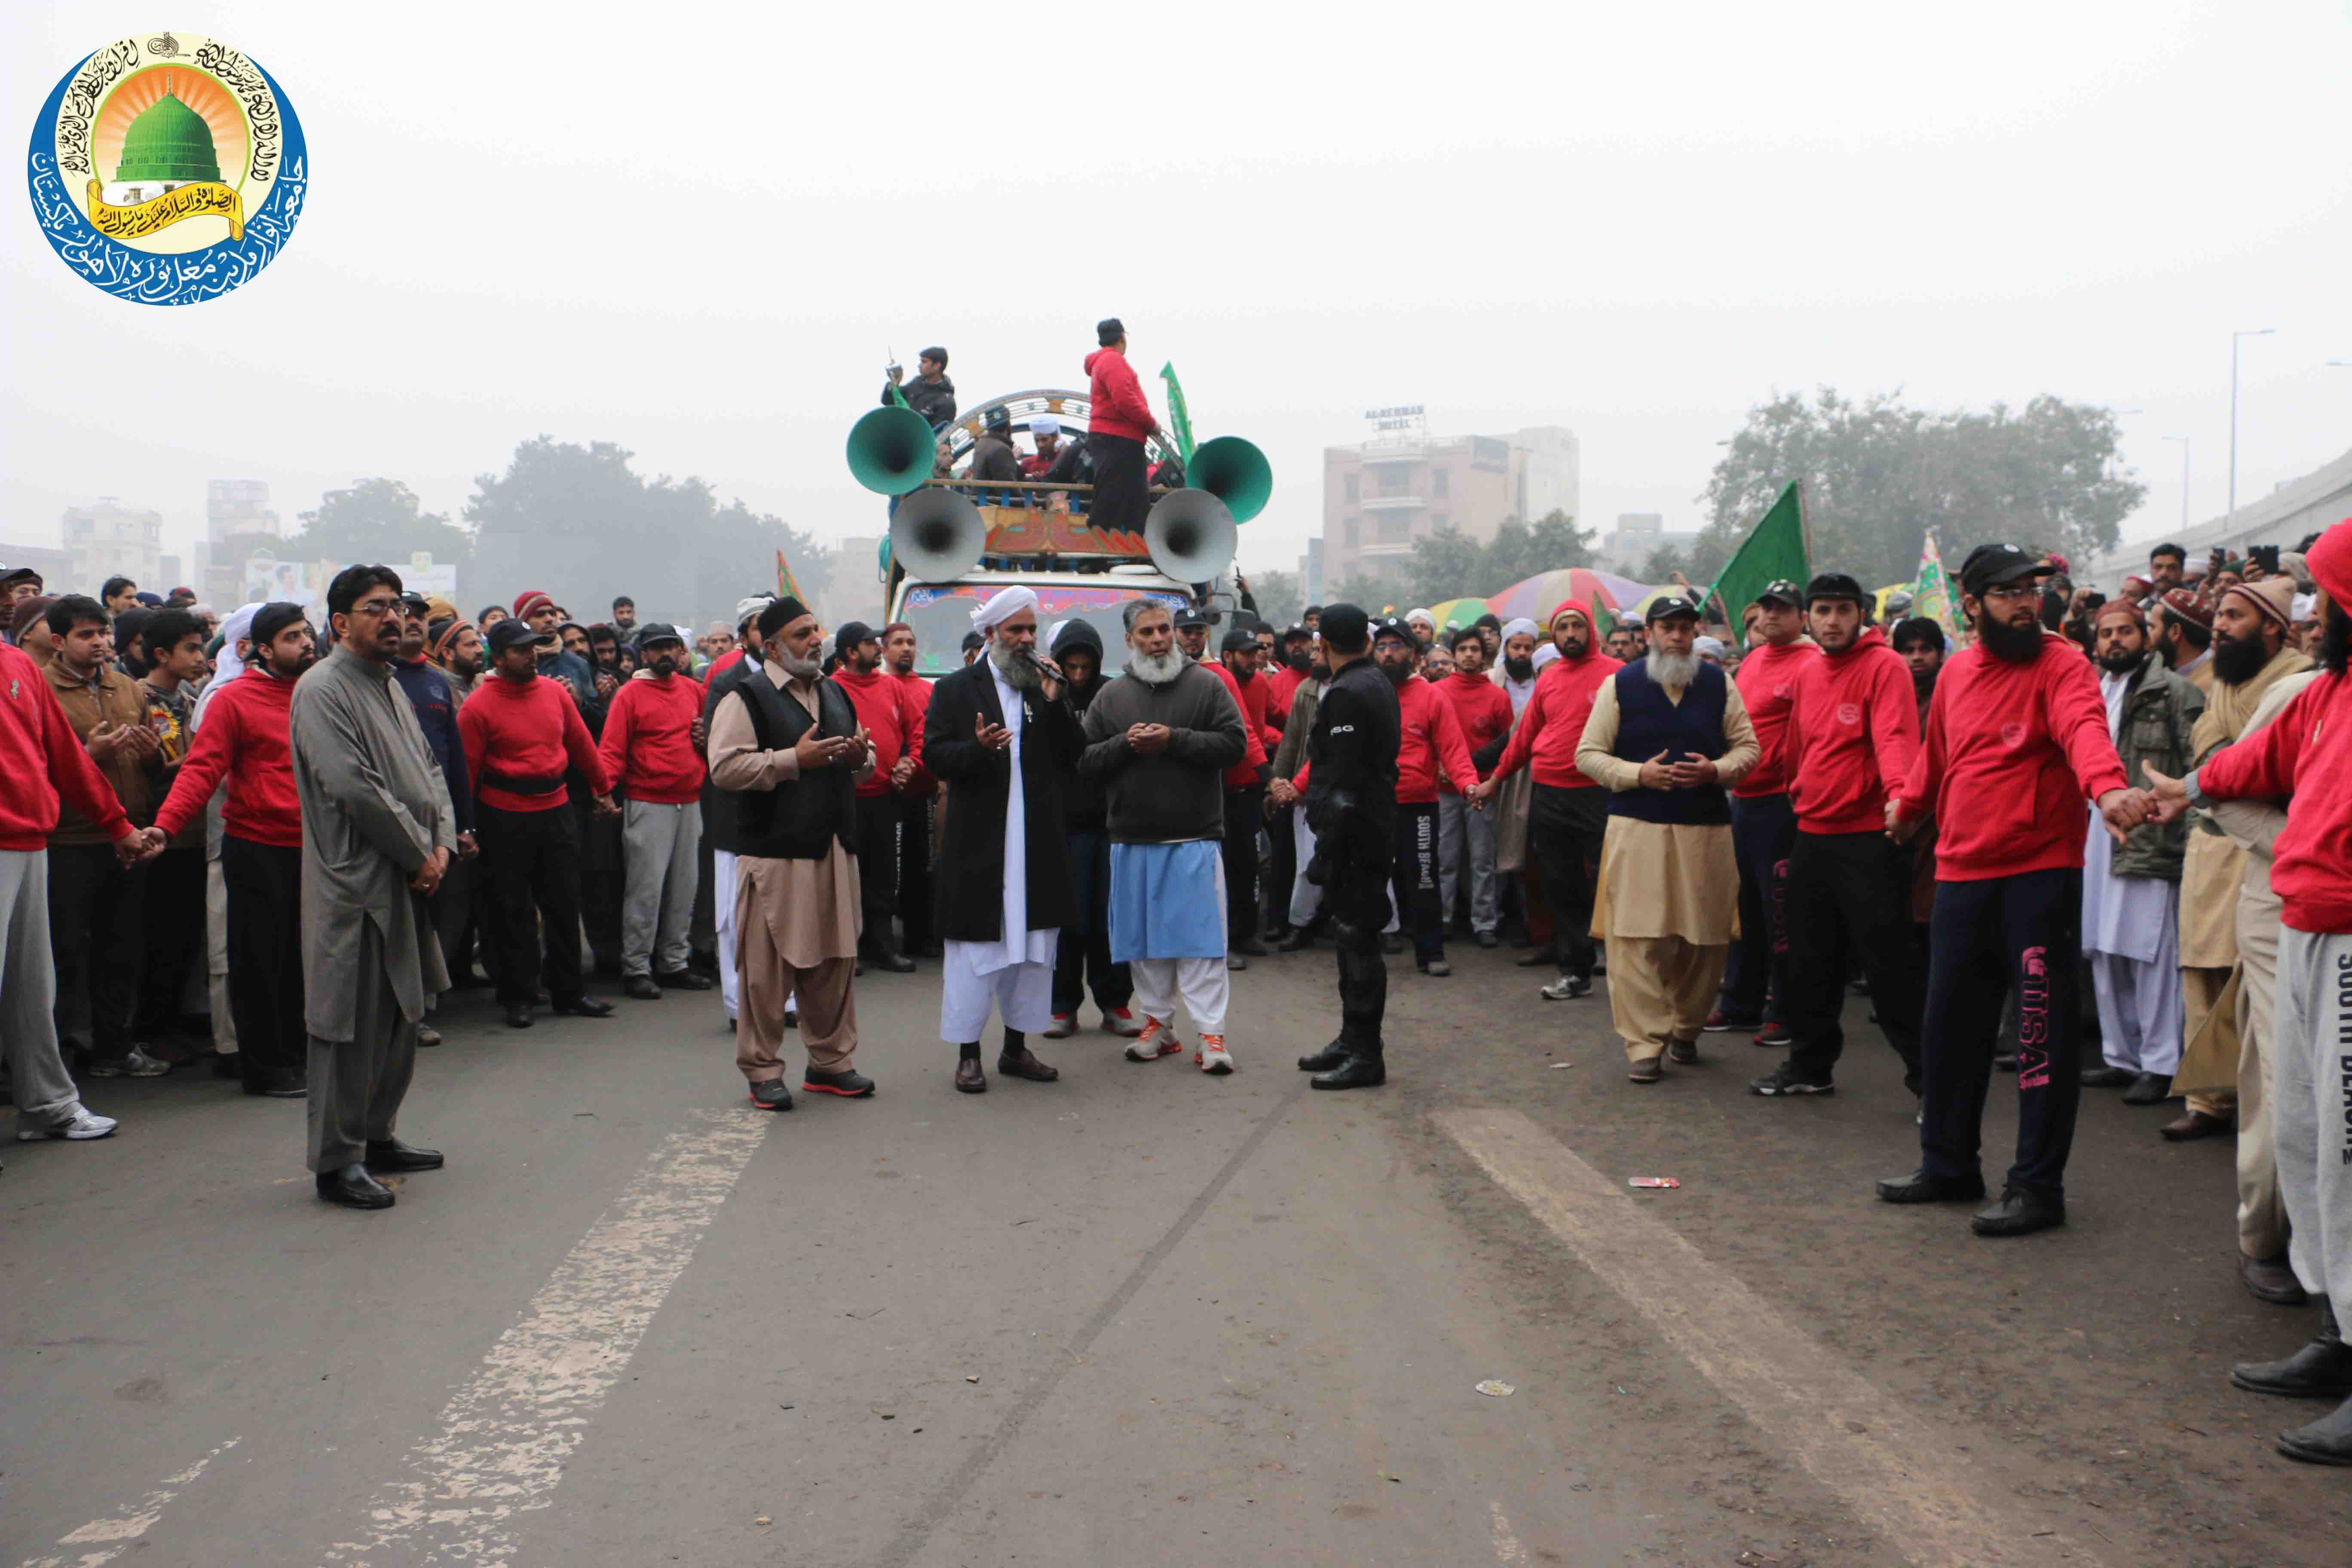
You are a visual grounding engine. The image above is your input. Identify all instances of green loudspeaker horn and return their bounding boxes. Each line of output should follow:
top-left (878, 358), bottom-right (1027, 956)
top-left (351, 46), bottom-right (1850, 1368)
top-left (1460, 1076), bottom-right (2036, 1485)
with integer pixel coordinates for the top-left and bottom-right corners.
top-left (1187, 435), bottom-right (1272, 523)
top-left (847, 405), bottom-right (938, 496)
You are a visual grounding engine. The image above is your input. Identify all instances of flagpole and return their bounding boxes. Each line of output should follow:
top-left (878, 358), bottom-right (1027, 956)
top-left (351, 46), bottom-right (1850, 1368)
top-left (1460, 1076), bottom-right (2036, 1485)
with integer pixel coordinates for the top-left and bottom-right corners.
top-left (1795, 478), bottom-right (1813, 574)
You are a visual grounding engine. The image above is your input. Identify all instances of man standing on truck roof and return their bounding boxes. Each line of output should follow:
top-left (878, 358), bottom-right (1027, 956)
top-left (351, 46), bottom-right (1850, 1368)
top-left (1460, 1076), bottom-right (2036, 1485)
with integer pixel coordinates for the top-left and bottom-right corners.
top-left (883, 346), bottom-right (956, 430)
top-left (1085, 318), bottom-right (1155, 537)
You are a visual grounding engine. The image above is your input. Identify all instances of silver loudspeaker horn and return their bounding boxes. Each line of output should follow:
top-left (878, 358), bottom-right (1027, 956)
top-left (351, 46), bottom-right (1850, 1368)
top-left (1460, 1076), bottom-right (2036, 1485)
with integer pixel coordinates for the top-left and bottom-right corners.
top-left (1144, 489), bottom-right (1237, 583)
top-left (889, 488), bottom-right (987, 582)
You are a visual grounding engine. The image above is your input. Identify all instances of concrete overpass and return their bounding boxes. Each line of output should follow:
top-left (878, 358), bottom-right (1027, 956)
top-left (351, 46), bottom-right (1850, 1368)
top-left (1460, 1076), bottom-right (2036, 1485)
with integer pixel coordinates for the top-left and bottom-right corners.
top-left (2082, 444), bottom-right (2352, 587)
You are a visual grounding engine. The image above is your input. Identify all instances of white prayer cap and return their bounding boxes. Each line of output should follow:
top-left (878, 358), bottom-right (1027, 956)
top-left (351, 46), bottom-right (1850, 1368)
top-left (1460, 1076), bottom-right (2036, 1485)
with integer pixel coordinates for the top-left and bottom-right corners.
top-left (1406, 607), bottom-right (1435, 628)
top-left (1500, 617), bottom-right (1538, 641)
top-left (971, 584), bottom-right (1039, 632)
top-left (1045, 618), bottom-right (1069, 646)
top-left (1695, 635), bottom-right (1727, 662)
top-left (1032, 414), bottom-right (1060, 437)
top-left (193, 600), bottom-right (267, 727)
top-left (2293, 591), bottom-right (2316, 621)
top-left (734, 594), bottom-right (774, 628)
top-left (1531, 643), bottom-right (1561, 671)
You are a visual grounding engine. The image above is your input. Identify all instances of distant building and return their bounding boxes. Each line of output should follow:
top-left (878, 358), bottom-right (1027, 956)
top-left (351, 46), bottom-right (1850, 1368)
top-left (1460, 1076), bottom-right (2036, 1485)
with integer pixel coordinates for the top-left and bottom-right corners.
top-left (1300, 540), bottom-right (1324, 609)
top-left (207, 479), bottom-right (279, 543)
top-left (1598, 512), bottom-right (1699, 575)
top-left (1319, 413), bottom-right (1580, 582)
top-left (158, 554), bottom-right (184, 593)
top-left (0, 541), bottom-right (75, 594)
top-left (62, 499), bottom-right (164, 595)
top-left (825, 535), bottom-right (885, 631)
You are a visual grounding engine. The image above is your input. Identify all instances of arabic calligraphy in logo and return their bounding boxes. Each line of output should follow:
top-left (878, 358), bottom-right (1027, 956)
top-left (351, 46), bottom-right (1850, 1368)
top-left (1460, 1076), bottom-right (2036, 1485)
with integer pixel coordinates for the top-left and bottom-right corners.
top-left (26, 30), bottom-right (306, 305)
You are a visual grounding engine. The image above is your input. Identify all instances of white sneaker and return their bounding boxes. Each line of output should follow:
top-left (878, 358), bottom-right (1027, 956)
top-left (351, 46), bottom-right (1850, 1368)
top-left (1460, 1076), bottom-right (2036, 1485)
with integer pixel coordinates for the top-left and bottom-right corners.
top-left (1195, 1034), bottom-right (1235, 1075)
top-left (1124, 1019), bottom-right (1183, 1062)
top-left (20, 1107), bottom-right (119, 1141)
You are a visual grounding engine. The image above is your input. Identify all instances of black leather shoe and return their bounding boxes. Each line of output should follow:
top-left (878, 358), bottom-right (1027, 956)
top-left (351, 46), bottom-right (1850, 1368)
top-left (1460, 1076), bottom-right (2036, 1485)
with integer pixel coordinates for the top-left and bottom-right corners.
top-left (623, 975), bottom-right (663, 1001)
top-left (2279, 1395), bottom-right (2352, 1465)
top-left (2079, 1066), bottom-right (2133, 1088)
top-left (954, 1056), bottom-right (987, 1093)
top-left (1310, 1052), bottom-right (1386, 1090)
top-left (551, 995), bottom-right (616, 1018)
top-left (504, 1002), bottom-right (535, 1029)
top-left (1971, 1185), bottom-right (2066, 1237)
top-left (997, 1047), bottom-right (1059, 1082)
top-left (2163, 1109), bottom-right (2233, 1142)
top-left (1231, 936), bottom-right (1269, 958)
top-left (2122, 1072), bottom-right (2172, 1105)
top-left (1298, 1038), bottom-right (1351, 1072)
top-left (863, 945), bottom-right (918, 974)
top-left (1874, 1167), bottom-right (1987, 1204)
top-left (316, 1164), bottom-right (394, 1210)
top-left (654, 970), bottom-right (715, 992)
top-left (261, 1071), bottom-right (308, 1098)
top-left (1474, 931), bottom-right (1499, 948)
top-left (2232, 1305), bottom-right (2352, 1398)
top-left (365, 1138), bottom-right (444, 1172)
top-left (1276, 927), bottom-right (1319, 952)
top-left (2240, 1254), bottom-right (2310, 1306)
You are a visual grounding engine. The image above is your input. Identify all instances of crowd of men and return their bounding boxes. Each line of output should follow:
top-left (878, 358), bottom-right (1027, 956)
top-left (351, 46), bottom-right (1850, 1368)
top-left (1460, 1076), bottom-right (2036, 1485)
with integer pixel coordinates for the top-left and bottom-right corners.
top-left (2, 517), bottom-right (2349, 1466)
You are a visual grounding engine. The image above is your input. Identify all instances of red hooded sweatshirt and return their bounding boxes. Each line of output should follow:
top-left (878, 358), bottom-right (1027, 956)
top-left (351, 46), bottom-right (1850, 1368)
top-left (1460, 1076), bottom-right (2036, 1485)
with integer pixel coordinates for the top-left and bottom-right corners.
top-left (1436, 669), bottom-right (1513, 793)
top-left (1491, 644), bottom-right (1625, 790)
top-left (1731, 637), bottom-right (1823, 799)
top-left (830, 665), bottom-right (929, 799)
top-left (2195, 518), bottom-right (2352, 933)
top-left (1206, 660), bottom-right (1271, 791)
top-left (888, 669), bottom-right (935, 795)
top-left (1893, 630), bottom-right (2127, 881)
top-left (154, 668), bottom-right (302, 846)
top-left (1085, 346), bottom-right (1155, 442)
top-left (1265, 662), bottom-right (1305, 732)
top-left (459, 674), bottom-right (611, 813)
top-left (596, 670), bottom-right (707, 804)
top-left (1784, 625), bottom-right (1920, 834)
top-left (0, 641), bottom-right (132, 850)
top-left (1393, 674), bottom-right (1479, 805)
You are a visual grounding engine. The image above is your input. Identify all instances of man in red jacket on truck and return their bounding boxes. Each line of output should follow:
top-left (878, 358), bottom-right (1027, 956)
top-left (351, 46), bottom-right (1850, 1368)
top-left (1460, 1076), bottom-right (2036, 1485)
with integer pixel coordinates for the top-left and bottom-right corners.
top-left (830, 620), bottom-right (928, 974)
top-left (2147, 515), bottom-right (2352, 1467)
top-left (459, 618), bottom-right (620, 1030)
top-left (1751, 573), bottom-right (1925, 1100)
top-left (1882, 543), bottom-right (2148, 1238)
top-left (1468, 601), bottom-right (1624, 999)
top-left (599, 622), bottom-right (714, 1001)
top-left (1714, 579), bottom-right (1818, 1043)
top-left (1084, 317), bottom-right (1155, 536)
top-left (1, 637), bottom-right (155, 1147)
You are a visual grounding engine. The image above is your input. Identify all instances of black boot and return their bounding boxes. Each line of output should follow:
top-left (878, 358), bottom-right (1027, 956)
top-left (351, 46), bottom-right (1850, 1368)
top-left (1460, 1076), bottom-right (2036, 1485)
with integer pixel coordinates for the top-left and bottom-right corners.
top-left (863, 935), bottom-right (917, 974)
top-left (2279, 1393), bottom-right (2352, 1465)
top-left (1298, 1037), bottom-right (1350, 1072)
top-left (1312, 944), bottom-right (1389, 1090)
top-left (2233, 1299), bottom-right (2352, 1399)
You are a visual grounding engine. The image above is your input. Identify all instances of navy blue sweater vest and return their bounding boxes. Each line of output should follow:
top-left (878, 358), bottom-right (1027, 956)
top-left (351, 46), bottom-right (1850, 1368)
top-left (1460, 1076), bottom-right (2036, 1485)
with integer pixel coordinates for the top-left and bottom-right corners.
top-left (1608, 659), bottom-right (1732, 826)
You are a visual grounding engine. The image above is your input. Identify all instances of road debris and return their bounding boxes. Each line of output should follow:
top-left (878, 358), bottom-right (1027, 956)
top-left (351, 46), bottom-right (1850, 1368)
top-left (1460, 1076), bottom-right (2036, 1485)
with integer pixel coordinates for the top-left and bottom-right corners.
top-left (1475, 1380), bottom-right (1516, 1397)
top-left (1628, 1176), bottom-right (1681, 1189)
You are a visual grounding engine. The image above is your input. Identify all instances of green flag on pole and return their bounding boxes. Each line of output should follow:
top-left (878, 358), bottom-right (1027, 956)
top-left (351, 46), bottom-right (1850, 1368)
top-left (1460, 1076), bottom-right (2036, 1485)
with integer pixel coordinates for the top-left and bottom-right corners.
top-left (1158, 362), bottom-right (1197, 465)
top-left (1910, 529), bottom-right (1960, 637)
top-left (1701, 481), bottom-right (1809, 625)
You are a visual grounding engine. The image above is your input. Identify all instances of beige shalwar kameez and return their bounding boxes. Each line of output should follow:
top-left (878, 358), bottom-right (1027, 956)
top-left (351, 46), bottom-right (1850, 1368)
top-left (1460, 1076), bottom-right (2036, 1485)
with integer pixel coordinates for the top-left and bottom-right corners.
top-left (708, 661), bottom-right (875, 1084)
top-left (1576, 675), bottom-right (1758, 1064)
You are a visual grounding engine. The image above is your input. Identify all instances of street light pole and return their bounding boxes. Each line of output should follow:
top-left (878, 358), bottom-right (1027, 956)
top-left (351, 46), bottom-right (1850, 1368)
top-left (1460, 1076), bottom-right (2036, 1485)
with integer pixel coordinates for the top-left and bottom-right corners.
top-left (2230, 328), bottom-right (2274, 518)
top-left (2162, 435), bottom-right (2190, 532)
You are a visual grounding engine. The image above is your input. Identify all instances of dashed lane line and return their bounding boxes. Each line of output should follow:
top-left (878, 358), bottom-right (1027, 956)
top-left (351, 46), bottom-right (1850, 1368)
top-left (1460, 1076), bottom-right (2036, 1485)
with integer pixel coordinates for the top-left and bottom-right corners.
top-left (18, 1436), bottom-right (240, 1568)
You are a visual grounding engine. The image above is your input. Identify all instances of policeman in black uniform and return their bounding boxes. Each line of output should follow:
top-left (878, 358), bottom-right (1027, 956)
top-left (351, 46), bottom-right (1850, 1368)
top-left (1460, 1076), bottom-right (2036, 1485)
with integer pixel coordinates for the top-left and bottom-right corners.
top-left (1293, 604), bottom-right (1402, 1090)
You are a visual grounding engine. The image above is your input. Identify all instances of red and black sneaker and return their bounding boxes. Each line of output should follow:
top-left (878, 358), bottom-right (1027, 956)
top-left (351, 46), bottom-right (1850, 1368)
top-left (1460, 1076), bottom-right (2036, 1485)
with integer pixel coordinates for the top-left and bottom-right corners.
top-left (1703, 1008), bottom-right (1761, 1034)
top-left (1751, 1020), bottom-right (1794, 1048)
top-left (802, 1067), bottom-right (876, 1097)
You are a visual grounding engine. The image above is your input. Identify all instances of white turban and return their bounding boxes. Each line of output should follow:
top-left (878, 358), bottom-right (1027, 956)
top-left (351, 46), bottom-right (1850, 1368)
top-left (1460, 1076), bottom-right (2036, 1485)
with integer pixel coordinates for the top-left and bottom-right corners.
top-left (193, 600), bottom-right (266, 729)
top-left (1032, 415), bottom-right (1060, 437)
top-left (735, 595), bottom-right (774, 628)
top-left (1501, 617), bottom-right (1538, 642)
top-left (1694, 635), bottom-right (1727, 661)
top-left (2293, 591), bottom-right (2317, 621)
top-left (1406, 607), bottom-right (1434, 628)
top-left (1045, 618), bottom-right (1069, 647)
top-left (1531, 643), bottom-right (1562, 671)
top-left (971, 585), bottom-right (1038, 632)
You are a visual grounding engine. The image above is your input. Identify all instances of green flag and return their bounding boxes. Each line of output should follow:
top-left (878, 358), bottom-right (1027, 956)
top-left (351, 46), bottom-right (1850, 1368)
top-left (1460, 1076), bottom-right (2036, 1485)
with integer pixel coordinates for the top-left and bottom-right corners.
top-left (1701, 481), bottom-right (1808, 625)
top-left (1158, 361), bottom-right (1197, 465)
top-left (1910, 529), bottom-right (1960, 637)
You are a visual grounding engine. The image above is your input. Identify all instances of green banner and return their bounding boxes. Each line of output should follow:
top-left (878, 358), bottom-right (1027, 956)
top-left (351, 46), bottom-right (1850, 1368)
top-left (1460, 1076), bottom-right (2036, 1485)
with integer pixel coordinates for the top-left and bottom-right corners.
top-left (1158, 361), bottom-right (1197, 465)
top-left (1911, 530), bottom-right (1960, 636)
top-left (1701, 481), bottom-right (1808, 625)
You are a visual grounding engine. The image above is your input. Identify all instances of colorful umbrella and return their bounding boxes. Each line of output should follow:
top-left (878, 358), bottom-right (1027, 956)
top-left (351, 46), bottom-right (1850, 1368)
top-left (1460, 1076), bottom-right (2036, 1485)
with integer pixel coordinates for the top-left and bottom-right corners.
top-left (1427, 596), bottom-right (1487, 630)
top-left (1484, 568), bottom-right (1662, 625)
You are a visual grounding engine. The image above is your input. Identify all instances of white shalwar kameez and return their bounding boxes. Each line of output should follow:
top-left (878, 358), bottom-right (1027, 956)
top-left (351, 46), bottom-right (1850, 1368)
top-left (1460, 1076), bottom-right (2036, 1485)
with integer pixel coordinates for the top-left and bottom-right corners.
top-left (2083, 668), bottom-right (2183, 1075)
top-left (938, 659), bottom-right (1057, 1043)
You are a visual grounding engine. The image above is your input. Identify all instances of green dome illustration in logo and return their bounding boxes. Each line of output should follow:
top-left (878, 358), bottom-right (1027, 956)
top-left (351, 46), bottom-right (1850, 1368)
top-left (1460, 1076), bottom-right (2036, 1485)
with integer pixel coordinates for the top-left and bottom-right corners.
top-left (113, 93), bottom-right (219, 184)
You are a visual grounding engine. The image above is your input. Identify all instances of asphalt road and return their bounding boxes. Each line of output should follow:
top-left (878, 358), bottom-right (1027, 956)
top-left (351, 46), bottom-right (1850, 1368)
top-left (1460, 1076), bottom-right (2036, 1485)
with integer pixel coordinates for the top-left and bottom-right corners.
top-left (3, 940), bottom-right (2342, 1567)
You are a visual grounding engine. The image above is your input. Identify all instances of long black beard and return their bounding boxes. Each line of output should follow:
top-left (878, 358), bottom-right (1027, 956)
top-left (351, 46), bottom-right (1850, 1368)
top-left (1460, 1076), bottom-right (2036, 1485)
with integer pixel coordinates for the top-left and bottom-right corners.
top-left (2211, 628), bottom-right (2270, 686)
top-left (1975, 609), bottom-right (2043, 664)
top-left (1284, 650), bottom-right (1310, 673)
top-left (1381, 660), bottom-right (1411, 688)
top-left (2096, 646), bottom-right (2142, 676)
top-left (1504, 655), bottom-right (1534, 682)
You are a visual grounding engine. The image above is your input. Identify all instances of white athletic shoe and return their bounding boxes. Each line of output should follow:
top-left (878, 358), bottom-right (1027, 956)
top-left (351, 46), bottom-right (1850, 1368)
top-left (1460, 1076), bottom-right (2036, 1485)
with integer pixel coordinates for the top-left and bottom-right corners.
top-left (1125, 1019), bottom-right (1183, 1062)
top-left (19, 1107), bottom-right (118, 1142)
top-left (1195, 1035), bottom-right (1235, 1075)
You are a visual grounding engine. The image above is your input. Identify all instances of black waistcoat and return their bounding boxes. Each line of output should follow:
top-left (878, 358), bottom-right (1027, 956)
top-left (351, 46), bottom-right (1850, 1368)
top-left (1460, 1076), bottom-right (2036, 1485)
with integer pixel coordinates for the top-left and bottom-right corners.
top-left (733, 670), bottom-right (858, 860)
top-left (1608, 659), bottom-right (1732, 826)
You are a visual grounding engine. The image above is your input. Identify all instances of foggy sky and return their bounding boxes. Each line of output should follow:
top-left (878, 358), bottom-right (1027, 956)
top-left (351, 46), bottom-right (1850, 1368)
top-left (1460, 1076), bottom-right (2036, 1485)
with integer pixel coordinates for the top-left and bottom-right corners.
top-left (6, 1), bottom-right (2347, 591)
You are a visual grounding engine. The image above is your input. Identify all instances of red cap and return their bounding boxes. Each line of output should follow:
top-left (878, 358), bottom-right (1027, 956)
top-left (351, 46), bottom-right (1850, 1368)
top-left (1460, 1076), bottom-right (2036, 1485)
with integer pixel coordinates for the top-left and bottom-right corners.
top-left (512, 589), bottom-right (554, 620)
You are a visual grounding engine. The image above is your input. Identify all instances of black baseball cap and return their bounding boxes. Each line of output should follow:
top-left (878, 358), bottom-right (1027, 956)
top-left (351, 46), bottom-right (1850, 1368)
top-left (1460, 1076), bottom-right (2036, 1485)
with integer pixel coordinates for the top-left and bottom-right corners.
top-left (486, 618), bottom-right (552, 655)
top-left (635, 622), bottom-right (685, 650)
top-left (1645, 595), bottom-right (1701, 625)
top-left (1805, 572), bottom-right (1865, 606)
top-left (833, 620), bottom-right (878, 655)
top-left (1173, 606), bottom-right (1210, 629)
top-left (1372, 616), bottom-right (1415, 646)
top-left (1280, 622), bottom-right (1311, 641)
top-left (1220, 627), bottom-right (1259, 654)
top-left (1755, 579), bottom-right (1803, 607)
top-left (1958, 542), bottom-right (2054, 597)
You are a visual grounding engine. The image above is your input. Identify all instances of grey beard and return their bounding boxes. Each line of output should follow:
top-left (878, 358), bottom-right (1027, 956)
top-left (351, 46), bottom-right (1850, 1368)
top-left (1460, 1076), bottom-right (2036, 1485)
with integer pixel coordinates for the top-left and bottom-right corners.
top-left (1127, 648), bottom-right (1184, 686)
top-left (1647, 649), bottom-right (1699, 688)
top-left (774, 649), bottom-right (821, 682)
top-left (989, 638), bottom-right (1041, 689)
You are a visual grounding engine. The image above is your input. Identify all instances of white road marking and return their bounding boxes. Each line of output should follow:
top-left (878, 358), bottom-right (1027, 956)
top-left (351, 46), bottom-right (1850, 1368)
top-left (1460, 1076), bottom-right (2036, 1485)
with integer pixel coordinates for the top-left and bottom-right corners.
top-left (1488, 1499), bottom-right (1528, 1564)
top-left (324, 1109), bottom-right (772, 1565)
top-left (1435, 1109), bottom-right (2116, 1568)
top-left (18, 1436), bottom-right (240, 1568)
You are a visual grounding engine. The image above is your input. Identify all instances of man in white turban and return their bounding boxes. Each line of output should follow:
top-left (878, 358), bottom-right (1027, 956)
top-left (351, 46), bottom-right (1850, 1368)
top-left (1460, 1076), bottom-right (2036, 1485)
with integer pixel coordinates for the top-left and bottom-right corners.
top-left (920, 586), bottom-right (1086, 1091)
top-left (1406, 608), bottom-right (1437, 649)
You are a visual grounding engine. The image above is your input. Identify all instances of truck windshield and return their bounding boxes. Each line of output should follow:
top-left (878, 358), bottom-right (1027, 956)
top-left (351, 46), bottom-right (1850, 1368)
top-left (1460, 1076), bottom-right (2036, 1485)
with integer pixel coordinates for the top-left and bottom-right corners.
top-left (895, 583), bottom-right (1188, 677)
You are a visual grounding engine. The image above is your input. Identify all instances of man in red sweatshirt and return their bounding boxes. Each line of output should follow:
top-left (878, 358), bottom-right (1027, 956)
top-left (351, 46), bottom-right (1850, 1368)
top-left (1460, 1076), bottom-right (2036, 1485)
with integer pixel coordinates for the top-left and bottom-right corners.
top-left (2147, 515), bottom-right (2352, 1465)
top-left (829, 620), bottom-right (927, 974)
top-left (1882, 543), bottom-right (2146, 1237)
top-left (1436, 629), bottom-right (1513, 947)
top-left (599, 623), bottom-right (714, 1001)
top-left (153, 601), bottom-right (316, 1097)
top-left (1468, 601), bottom-right (1624, 998)
top-left (1210, 627), bottom-right (1273, 967)
top-left (1715, 579), bottom-right (1818, 1042)
top-left (1084, 317), bottom-right (1155, 536)
top-left (458, 618), bottom-right (619, 1030)
top-left (881, 620), bottom-right (940, 957)
top-left (1751, 574), bottom-right (1925, 1100)
top-left (1, 637), bottom-right (152, 1145)
top-left (1371, 619), bottom-right (1480, 977)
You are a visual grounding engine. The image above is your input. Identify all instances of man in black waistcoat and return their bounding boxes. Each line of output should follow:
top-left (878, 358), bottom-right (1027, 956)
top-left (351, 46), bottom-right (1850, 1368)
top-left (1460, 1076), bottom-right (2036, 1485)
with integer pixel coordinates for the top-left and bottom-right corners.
top-left (1291, 604), bottom-right (1402, 1090)
top-left (1574, 596), bottom-right (1760, 1083)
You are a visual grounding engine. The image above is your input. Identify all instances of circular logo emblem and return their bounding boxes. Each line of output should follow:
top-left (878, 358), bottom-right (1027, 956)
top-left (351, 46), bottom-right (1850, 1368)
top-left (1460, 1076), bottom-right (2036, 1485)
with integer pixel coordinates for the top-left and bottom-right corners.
top-left (27, 31), bottom-right (305, 305)
top-left (1834, 701), bottom-right (1862, 726)
top-left (2000, 720), bottom-right (2027, 747)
